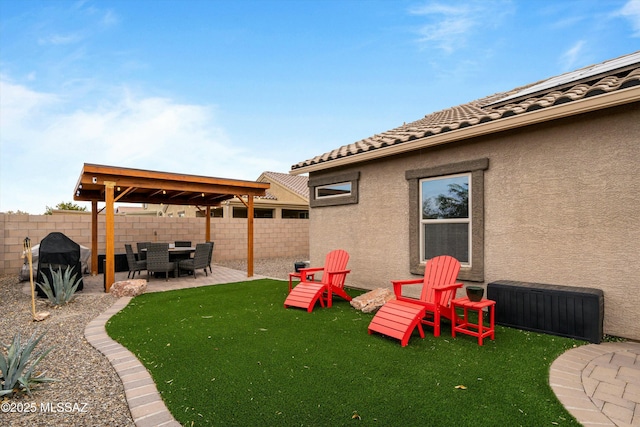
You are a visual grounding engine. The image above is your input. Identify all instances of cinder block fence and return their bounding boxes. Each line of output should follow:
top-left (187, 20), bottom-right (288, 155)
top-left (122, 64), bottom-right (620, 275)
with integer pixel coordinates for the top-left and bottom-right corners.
top-left (0, 212), bottom-right (309, 276)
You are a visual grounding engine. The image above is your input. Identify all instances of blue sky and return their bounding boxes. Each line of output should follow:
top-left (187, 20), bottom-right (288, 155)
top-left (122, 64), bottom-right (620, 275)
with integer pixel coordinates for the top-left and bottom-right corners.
top-left (1, 0), bottom-right (639, 214)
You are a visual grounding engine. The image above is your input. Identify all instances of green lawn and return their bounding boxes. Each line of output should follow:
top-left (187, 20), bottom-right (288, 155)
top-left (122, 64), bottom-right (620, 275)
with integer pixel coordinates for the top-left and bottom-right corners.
top-left (106, 279), bottom-right (583, 426)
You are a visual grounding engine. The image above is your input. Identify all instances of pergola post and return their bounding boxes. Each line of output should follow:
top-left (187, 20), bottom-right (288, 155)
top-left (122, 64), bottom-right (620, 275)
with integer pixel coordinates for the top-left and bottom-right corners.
top-left (206, 206), bottom-right (211, 242)
top-left (248, 195), bottom-right (254, 277)
top-left (104, 181), bottom-right (116, 291)
top-left (91, 200), bottom-right (98, 275)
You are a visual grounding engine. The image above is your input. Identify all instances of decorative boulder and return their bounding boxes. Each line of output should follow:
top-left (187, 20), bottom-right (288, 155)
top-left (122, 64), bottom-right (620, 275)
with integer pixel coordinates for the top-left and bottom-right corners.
top-left (110, 279), bottom-right (147, 298)
top-left (350, 288), bottom-right (395, 313)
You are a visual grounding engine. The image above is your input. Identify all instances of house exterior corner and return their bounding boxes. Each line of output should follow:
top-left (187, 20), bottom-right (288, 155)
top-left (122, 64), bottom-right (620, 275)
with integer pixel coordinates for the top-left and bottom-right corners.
top-left (300, 67), bottom-right (640, 340)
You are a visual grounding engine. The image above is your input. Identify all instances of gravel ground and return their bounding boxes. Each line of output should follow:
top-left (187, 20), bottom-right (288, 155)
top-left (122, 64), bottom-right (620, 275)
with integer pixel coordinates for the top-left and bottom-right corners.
top-left (0, 274), bottom-right (134, 427)
top-left (0, 257), bottom-right (303, 426)
top-left (215, 256), bottom-right (308, 280)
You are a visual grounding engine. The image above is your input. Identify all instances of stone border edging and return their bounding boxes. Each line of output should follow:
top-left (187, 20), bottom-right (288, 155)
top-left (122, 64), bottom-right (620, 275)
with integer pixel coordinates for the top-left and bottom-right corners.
top-left (84, 297), bottom-right (181, 427)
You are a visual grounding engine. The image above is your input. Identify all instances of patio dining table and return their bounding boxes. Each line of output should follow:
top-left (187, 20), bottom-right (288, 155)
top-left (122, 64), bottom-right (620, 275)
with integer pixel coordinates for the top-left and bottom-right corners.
top-left (142, 245), bottom-right (195, 257)
top-left (142, 245), bottom-right (196, 276)
top-left (166, 246), bottom-right (196, 262)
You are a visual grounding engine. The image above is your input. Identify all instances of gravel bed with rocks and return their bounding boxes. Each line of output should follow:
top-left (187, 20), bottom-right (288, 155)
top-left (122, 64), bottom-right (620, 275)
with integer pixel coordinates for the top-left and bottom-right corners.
top-left (0, 274), bottom-right (134, 427)
top-left (0, 257), bottom-right (304, 426)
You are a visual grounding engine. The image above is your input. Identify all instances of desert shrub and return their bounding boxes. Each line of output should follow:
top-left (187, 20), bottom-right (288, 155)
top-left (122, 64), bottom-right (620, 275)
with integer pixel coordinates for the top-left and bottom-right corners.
top-left (37, 265), bottom-right (81, 305)
top-left (0, 330), bottom-right (56, 397)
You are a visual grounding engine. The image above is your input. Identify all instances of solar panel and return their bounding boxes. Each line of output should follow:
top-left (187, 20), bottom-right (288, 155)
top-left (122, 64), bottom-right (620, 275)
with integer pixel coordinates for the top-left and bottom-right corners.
top-left (489, 50), bottom-right (640, 106)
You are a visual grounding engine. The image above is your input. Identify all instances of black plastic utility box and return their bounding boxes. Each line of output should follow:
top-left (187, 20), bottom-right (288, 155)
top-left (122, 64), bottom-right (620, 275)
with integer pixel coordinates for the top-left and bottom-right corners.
top-left (487, 280), bottom-right (604, 343)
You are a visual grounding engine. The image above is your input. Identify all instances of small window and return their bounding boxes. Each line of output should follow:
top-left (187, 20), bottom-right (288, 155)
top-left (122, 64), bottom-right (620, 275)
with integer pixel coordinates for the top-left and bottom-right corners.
top-left (315, 182), bottom-right (351, 198)
top-left (282, 209), bottom-right (309, 219)
top-left (232, 207), bottom-right (274, 218)
top-left (309, 171), bottom-right (360, 208)
top-left (196, 208), bottom-right (223, 218)
top-left (255, 208), bottom-right (274, 218)
top-left (233, 207), bottom-right (247, 218)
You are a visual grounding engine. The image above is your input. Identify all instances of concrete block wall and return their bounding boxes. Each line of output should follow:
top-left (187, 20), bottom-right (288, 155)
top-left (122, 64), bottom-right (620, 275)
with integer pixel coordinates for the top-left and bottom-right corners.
top-left (0, 213), bottom-right (309, 276)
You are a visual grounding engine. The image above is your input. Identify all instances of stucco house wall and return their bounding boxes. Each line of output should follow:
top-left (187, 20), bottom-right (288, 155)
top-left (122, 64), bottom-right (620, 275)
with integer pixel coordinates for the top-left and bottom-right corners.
top-left (308, 103), bottom-right (639, 339)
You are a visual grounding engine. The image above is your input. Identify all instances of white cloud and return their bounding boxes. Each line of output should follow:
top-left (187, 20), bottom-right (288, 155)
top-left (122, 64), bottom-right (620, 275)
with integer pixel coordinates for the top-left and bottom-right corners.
top-left (0, 79), bottom-right (284, 214)
top-left (101, 10), bottom-right (119, 27)
top-left (617, 0), bottom-right (640, 36)
top-left (410, 3), bottom-right (473, 53)
top-left (38, 33), bottom-right (83, 45)
top-left (550, 15), bottom-right (586, 30)
top-left (0, 77), bottom-right (59, 123)
top-left (409, 1), bottom-right (513, 53)
top-left (560, 40), bottom-right (586, 71)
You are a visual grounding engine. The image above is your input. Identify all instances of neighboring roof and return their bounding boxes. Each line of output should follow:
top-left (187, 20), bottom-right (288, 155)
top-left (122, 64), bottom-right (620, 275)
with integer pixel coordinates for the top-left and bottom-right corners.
top-left (291, 51), bottom-right (640, 174)
top-left (259, 171), bottom-right (309, 200)
top-left (74, 164), bottom-right (269, 206)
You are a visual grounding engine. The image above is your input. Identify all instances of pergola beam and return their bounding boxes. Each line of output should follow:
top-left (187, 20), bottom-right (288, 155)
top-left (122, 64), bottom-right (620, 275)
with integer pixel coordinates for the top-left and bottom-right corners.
top-left (74, 163), bottom-right (269, 292)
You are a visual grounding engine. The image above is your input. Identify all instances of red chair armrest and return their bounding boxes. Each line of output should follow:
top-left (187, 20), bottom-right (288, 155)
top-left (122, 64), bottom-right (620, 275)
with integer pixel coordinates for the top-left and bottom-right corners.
top-left (327, 269), bottom-right (351, 276)
top-left (391, 279), bottom-right (424, 297)
top-left (299, 267), bottom-right (324, 275)
top-left (296, 267), bottom-right (323, 282)
top-left (432, 282), bottom-right (464, 292)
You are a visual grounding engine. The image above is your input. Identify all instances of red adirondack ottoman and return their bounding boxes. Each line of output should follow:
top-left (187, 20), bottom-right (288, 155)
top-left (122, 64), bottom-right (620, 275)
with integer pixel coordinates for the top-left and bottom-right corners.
top-left (284, 249), bottom-right (351, 312)
top-left (368, 255), bottom-right (463, 346)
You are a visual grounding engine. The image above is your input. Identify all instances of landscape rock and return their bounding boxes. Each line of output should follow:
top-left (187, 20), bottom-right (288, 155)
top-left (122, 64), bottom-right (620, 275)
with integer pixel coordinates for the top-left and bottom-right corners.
top-left (110, 279), bottom-right (147, 298)
top-left (350, 288), bottom-right (395, 313)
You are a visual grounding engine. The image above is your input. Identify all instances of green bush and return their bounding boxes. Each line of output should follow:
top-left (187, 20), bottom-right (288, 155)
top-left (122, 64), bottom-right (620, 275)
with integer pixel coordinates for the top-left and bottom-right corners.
top-left (0, 331), bottom-right (56, 397)
top-left (37, 265), bottom-right (81, 305)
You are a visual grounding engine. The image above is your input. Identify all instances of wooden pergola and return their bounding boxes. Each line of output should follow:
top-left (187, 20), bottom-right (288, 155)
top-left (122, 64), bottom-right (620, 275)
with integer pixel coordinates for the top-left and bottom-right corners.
top-left (73, 163), bottom-right (269, 291)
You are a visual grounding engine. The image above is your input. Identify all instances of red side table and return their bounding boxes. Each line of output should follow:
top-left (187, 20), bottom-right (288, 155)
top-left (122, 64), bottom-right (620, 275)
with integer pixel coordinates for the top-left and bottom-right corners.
top-left (288, 272), bottom-right (316, 292)
top-left (451, 297), bottom-right (496, 346)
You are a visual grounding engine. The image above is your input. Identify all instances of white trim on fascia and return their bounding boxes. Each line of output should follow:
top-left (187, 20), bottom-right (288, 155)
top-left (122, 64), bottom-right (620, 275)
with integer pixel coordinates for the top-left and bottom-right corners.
top-left (290, 85), bottom-right (640, 175)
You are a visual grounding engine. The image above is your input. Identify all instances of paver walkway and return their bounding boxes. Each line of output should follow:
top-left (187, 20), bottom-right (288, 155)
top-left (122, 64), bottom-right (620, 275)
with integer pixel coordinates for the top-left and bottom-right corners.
top-left (550, 341), bottom-right (640, 426)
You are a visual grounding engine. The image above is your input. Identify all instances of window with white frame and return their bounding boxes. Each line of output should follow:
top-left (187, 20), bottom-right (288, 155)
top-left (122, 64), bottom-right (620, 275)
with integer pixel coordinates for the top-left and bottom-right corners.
top-left (406, 158), bottom-right (488, 282)
top-left (420, 174), bottom-right (470, 265)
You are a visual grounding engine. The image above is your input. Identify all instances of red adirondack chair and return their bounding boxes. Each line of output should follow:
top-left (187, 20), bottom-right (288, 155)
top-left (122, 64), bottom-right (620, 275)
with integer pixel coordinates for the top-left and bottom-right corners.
top-left (284, 249), bottom-right (351, 312)
top-left (368, 255), bottom-right (463, 346)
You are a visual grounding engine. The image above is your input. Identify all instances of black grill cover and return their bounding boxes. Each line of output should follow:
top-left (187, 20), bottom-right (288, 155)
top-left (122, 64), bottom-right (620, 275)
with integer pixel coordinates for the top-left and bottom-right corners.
top-left (36, 232), bottom-right (84, 297)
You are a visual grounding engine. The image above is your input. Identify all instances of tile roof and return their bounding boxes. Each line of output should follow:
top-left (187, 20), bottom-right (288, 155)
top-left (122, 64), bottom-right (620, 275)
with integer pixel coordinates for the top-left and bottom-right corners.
top-left (260, 171), bottom-right (309, 200)
top-left (292, 51), bottom-right (640, 172)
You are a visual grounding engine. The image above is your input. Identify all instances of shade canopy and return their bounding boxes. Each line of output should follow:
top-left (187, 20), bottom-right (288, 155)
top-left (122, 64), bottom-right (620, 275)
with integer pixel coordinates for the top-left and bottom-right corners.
top-left (73, 163), bottom-right (270, 291)
top-left (74, 163), bottom-right (269, 206)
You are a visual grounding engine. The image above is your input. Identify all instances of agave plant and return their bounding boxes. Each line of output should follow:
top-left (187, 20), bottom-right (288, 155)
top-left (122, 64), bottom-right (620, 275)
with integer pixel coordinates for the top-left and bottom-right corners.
top-left (0, 330), bottom-right (56, 397)
top-left (37, 265), bottom-right (82, 305)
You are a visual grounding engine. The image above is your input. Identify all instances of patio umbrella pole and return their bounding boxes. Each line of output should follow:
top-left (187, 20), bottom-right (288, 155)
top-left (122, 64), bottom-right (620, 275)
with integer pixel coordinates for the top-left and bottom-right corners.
top-left (24, 237), bottom-right (49, 322)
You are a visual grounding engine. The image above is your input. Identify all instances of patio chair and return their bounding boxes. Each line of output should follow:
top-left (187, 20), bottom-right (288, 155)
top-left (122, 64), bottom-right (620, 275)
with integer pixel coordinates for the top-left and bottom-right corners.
top-left (175, 241), bottom-right (192, 247)
top-left (146, 243), bottom-right (177, 282)
top-left (206, 241), bottom-right (214, 273)
top-left (284, 249), bottom-right (351, 312)
top-left (178, 243), bottom-right (211, 279)
top-left (368, 255), bottom-right (463, 346)
top-left (137, 242), bottom-right (150, 261)
top-left (125, 244), bottom-right (146, 279)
